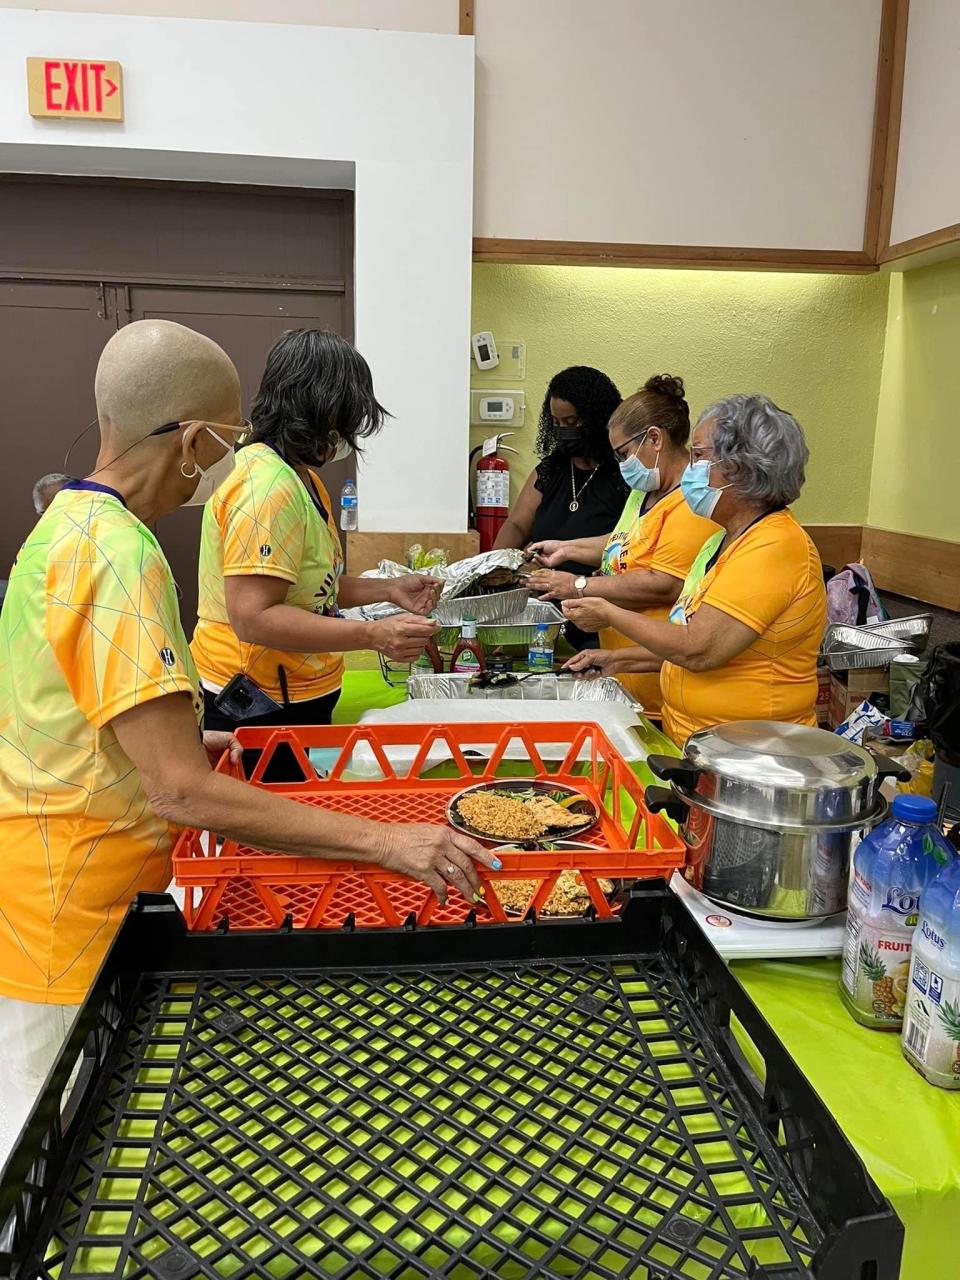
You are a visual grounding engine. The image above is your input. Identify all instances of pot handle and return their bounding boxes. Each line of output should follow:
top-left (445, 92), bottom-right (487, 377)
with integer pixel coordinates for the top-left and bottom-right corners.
top-left (874, 757), bottom-right (911, 783)
top-left (647, 754), bottom-right (702, 789)
top-left (645, 785), bottom-right (690, 825)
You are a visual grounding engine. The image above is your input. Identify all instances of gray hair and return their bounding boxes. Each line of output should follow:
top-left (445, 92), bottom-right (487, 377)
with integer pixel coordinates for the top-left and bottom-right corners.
top-left (696, 394), bottom-right (808, 508)
top-left (32, 472), bottom-right (71, 515)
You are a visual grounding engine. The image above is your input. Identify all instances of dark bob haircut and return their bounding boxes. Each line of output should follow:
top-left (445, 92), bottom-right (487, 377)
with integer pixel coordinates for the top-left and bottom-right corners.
top-left (249, 328), bottom-right (389, 467)
top-left (535, 365), bottom-right (622, 486)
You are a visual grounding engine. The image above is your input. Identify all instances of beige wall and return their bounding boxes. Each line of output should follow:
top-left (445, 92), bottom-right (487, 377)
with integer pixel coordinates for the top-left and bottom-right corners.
top-left (474, 0), bottom-right (882, 249)
top-left (0, 0), bottom-right (457, 32)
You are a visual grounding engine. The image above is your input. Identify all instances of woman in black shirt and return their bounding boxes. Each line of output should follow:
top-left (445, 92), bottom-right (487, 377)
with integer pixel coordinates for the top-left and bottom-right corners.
top-left (494, 365), bottom-right (626, 647)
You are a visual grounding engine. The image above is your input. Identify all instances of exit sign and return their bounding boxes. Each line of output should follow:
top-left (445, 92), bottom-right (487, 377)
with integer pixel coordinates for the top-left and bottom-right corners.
top-left (26, 57), bottom-right (123, 121)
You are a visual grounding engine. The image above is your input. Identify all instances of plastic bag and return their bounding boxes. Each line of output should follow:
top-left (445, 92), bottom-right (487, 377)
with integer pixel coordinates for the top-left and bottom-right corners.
top-left (920, 643), bottom-right (960, 763)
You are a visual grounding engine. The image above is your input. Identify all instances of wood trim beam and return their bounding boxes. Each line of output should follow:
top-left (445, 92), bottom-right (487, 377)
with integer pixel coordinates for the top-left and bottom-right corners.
top-left (459, 0), bottom-right (474, 35)
top-left (881, 221), bottom-right (960, 265)
top-left (866, 0), bottom-right (910, 259)
top-left (861, 526), bottom-right (960, 610)
top-left (803, 525), bottom-right (864, 571)
top-left (473, 238), bottom-right (875, 273)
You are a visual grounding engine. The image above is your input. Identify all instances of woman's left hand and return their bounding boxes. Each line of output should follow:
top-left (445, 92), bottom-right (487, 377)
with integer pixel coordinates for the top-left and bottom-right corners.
top-left (390, 574), bottom-right (443, 616)
top-left (527, 569), bottom-right (578, 602)
top-left (563, 596), bottom-right (612, 631)
top-left (202, 730), bottom-right (244, 769)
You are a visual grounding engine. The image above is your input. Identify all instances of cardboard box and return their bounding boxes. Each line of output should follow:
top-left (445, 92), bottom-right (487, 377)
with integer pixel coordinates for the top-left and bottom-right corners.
top-left (828, 668), bottom-right (889, 729)
top-left (815, 666), bottom-right (832, 728)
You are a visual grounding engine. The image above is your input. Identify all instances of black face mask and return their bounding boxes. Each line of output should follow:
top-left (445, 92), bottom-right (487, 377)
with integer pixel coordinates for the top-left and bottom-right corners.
top-left (556, 428), bottom-right (584, 455)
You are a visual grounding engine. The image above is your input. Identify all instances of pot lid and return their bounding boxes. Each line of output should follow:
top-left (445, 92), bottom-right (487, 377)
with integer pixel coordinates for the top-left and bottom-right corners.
top-left (683, 721), bottom-right (876, 792)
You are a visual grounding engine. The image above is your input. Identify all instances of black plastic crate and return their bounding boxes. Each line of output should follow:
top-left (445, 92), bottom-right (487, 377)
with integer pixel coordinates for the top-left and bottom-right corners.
top-left (0, 886), bottom-right (902, 1280)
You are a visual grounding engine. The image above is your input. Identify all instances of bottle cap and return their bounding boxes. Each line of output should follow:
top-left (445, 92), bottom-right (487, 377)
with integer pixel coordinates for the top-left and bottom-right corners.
top-left (892, 793), bottom-right (937, 824)
top-left (535, 622), bottom-right (549, 633)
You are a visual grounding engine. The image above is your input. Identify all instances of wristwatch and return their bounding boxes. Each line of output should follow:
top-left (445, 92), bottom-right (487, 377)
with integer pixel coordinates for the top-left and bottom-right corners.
top-left (574, 576), bottom-right (589, 598)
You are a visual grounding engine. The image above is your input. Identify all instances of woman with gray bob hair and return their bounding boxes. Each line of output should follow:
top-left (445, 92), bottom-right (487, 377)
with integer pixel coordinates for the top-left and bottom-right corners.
top-left (562, 392), bottom-right (827, 747)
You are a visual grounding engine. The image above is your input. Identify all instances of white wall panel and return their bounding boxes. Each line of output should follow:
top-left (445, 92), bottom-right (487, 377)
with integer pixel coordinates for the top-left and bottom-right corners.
top-left (474, 0), bottom-right (882, 249)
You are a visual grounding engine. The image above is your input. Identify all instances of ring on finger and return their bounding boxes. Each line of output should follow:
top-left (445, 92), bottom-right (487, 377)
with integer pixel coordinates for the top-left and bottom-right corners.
top-left (444, 863), bottom-right (456, 878)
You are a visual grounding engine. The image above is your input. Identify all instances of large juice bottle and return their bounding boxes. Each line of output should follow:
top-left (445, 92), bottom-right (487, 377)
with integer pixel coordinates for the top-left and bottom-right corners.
top-left (840, 794), bottom-right (954, 1029)
top-left (902, 853), bottom-right (960, 1088)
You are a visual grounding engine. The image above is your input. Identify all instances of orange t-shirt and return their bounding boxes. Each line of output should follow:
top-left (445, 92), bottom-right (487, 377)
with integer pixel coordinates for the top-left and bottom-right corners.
top-left (660, 510), bottom-right (827, 747)
top-left (598, 488), bottom-right (717, 714)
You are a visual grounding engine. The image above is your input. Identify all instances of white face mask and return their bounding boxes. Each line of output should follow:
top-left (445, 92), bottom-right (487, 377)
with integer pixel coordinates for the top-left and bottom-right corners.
top-left (183, 428), bottom-right (236, 507)
top-left (329, 436), bottom-right (352, 463)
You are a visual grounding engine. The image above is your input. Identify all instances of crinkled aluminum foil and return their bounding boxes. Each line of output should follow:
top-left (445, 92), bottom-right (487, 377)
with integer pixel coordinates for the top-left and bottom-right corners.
top-left (360, 548), bottom-right (526, 602)
top-left (406, 673), bottom-right (638, 707)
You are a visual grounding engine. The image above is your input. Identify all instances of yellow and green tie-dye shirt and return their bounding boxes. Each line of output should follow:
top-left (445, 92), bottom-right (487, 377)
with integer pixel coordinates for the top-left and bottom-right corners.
top-left (0, 485), bottom-right (201, 1003)
top-left (191, 443), bottom-right (344, 703)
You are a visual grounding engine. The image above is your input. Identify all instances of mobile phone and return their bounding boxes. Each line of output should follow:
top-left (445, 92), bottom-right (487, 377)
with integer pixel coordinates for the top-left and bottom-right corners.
top-left (214, 673), bottom-right (284, 722)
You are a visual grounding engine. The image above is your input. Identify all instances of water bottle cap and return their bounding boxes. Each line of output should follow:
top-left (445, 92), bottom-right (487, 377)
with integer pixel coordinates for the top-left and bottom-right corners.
top-left (891, 794), bottom-right (937, 824)
top-left (536, 623), bottom-right (549, 632)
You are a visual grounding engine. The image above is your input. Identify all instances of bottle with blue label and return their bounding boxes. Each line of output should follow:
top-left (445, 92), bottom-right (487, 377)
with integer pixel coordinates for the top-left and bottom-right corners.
top-left (527, 622), bottom-right (554, 673)
top-left (840, 794), bottom-right (954, 1030)
top-left (902, 851), bottom-right (960, 1088)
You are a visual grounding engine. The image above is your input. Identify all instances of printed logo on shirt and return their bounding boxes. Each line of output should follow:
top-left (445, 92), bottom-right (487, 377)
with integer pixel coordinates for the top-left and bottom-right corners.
top-left (159, 646), bottom-right (176, 667)
top-left (259, 543), bottom-right (272, 557)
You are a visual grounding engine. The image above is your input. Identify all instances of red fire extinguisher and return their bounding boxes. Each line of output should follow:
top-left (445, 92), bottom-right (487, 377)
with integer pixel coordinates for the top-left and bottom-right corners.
top-left (470, 432), bottom-right (518, 552)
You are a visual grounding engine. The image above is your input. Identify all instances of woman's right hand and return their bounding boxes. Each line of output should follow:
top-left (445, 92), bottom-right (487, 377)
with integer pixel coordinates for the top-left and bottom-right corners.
top-left (561, 648), bottom-right (619, 679)
top-left (524, 539), bottom-right (566, 567)
top-left (378, 823), bottom-right (502, 904)
top-left (370, 613), bottom-right (440, 661)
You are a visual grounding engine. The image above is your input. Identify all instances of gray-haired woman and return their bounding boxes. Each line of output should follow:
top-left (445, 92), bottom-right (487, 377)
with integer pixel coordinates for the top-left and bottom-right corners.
top-left (563, 395), bottom-right (827, 746)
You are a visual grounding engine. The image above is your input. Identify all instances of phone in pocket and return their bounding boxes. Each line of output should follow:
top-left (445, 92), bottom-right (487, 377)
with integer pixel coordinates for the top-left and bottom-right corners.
top-left (213, 673), bottom-right (284, 722)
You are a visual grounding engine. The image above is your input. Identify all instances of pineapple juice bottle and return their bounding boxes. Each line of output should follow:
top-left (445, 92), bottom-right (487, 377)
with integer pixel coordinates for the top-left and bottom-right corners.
top-left (840, 794), bottom-right (954, 1029)
top-left (902, 853), bottom-right (960, 1088)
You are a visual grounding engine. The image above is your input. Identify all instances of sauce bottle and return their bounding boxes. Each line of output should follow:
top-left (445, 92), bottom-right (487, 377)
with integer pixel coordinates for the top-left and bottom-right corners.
top-left (451, 618), bottom-right (485, 674)
top-left (412, 640), bottom-right (443, 674)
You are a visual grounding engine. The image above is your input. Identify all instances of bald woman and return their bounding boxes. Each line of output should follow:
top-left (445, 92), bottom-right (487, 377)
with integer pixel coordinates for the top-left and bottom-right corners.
top-left (0, 320), bottom-right (494, 1144)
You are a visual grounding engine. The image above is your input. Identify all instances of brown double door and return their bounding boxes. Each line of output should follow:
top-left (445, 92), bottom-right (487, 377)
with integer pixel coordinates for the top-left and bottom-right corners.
top-left (0, 177), bottom-right (354, 630)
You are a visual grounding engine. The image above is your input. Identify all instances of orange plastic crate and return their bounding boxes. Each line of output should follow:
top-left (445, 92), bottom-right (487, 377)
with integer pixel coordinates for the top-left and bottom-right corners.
top-left (173, 720), bottom-right (685, 930)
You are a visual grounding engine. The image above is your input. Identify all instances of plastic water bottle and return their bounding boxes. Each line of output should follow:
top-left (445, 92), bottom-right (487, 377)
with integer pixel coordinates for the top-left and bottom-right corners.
top-left (527, 622), bottom-right (554, 673)
top-left (902, 848), bottom-right (960, 1088)
top-left (840, 794), bottom-right (954, 1029)
top-left (340, 479), bottom-right (358, 532)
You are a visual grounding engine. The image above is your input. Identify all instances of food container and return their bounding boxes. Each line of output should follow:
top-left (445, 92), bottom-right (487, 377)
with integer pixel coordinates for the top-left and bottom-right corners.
top-left (863, 612), bottom-right (933, 655)
top-left (405, 672), bottom-right (636, 706)
top-left (644, 720), bottom-right (909, 920)
top-left (821, 623), bottom-right (911, 672)
top-left (432, 585), bottom-right (531, 626)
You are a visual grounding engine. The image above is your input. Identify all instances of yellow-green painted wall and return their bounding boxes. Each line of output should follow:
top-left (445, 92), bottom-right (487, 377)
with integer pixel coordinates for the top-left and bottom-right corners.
top-left (869, 258), bottom-right (960, 542)
top-left (471, 264), bottom-right (889, 524)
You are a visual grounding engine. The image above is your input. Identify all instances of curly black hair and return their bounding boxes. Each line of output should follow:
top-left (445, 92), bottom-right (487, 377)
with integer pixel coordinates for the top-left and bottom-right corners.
top-left (535, 365), bottom-right (623, 488)
top-left (249, 328), bottom-right (389, 468)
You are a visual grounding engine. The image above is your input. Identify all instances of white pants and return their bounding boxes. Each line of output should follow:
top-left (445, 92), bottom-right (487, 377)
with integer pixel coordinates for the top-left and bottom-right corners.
top-left (0, 998), bottom-right (80, 1171)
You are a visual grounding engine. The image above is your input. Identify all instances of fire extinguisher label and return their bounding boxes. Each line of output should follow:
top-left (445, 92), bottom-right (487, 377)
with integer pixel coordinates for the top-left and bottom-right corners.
top-left (477, 471), bottom-right (510, 508)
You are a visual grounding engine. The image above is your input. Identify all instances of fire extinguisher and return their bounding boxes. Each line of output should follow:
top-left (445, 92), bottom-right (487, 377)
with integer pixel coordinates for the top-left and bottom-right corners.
top-left (469, 432), bottom-right (518, 552)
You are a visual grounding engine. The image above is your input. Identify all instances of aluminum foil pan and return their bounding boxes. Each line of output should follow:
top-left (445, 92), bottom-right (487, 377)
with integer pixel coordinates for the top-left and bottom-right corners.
top-left (433, 586), bottom-right (531, 626)
top-left (822, 623), bottom-right (910, 672)
top-left (438, 601), bottom-right (565, 649)
top-left (406, 673), bottom-right (637, 706)
top-left (360, 549), bottom-right (526, 603)
top-left (863, 613), bottom-right (932, 655)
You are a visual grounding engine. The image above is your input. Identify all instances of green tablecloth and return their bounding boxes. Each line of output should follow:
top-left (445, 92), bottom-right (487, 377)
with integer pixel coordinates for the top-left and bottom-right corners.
top-left (335, 670), bottom-right (960, 1280)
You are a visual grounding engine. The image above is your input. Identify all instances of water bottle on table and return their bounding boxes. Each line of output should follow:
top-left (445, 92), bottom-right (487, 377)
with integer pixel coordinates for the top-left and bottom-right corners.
top-left (527, 622), bottom-right (554, 673)
top-left (340, 479), bottom-right (358, 531)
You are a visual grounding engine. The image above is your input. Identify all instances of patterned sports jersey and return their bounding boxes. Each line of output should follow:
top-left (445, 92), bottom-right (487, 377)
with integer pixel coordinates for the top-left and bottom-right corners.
top-left (0, 485), bottom-right (201, 1003)
top-left (191, 443), bottom-right (344, 703)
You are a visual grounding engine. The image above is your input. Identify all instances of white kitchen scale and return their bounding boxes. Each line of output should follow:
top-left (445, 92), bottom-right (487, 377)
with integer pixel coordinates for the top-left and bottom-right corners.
top-left (670, 871), bottom-right (848, 961)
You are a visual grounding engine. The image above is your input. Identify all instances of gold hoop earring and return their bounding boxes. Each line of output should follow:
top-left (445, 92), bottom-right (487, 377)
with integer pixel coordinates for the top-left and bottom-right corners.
top-left (181, 461), bottom-right (200, 480)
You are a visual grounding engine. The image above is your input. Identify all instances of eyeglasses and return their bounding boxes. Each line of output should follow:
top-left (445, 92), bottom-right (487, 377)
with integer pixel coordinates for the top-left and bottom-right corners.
top-left (150, 417), bottom-right (252, 443)
top-left (611, 428), bottom-right (652, 463)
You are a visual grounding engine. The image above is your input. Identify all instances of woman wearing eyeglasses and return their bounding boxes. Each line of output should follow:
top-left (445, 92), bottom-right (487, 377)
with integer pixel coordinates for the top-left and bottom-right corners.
top-left (527, 375), bottom-right (716, 716)
top-left (493, 365), bottom-right (626, 650)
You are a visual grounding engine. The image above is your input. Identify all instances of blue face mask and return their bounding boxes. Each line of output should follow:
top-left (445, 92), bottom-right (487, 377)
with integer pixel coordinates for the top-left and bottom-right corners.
top-left (681, 459), bottom-right (729, 518)
top-left (618, 453), bottom-right (660, 493)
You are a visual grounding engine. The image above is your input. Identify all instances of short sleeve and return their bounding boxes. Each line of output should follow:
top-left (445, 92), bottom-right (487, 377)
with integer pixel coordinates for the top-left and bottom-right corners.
top-left (46, 529), bottom-right (196, 729)
top-left (214, 458), bottom-right (305, 583)
top-left (649, 505), bottom-right (714, 582)
top-left (700, 526), bottom-right (800, 633)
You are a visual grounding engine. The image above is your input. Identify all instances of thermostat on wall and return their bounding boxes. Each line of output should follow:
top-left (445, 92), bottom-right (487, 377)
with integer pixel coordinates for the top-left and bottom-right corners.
top-left (471, 330), bottom-right (499, 370)
top-left (478, 394), bottom-right (515, 422)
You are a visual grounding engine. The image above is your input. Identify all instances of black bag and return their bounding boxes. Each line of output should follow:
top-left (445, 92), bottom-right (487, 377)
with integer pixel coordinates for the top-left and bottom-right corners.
top-left (920, 643), bottom-right (960, 762)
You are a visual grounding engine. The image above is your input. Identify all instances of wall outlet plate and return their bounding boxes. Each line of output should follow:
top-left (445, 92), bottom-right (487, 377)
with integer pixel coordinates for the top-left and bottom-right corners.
top-left (470, 388), bottom-right (525, 428)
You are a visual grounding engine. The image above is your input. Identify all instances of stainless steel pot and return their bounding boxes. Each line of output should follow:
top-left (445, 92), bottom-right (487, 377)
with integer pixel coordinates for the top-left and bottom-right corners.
top-left (644, 721), bottom-right (909, 920)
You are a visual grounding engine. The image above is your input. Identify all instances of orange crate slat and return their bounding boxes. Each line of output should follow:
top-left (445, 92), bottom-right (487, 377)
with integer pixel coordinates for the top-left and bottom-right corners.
top-left (173, 721), bottom-right (685, 931)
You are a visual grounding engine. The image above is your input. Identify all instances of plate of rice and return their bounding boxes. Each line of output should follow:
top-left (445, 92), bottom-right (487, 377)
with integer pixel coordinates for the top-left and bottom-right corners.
top-left (488, 841), bottom-right (618, 917)
top-left (447, 779), bottom-right (599, 844)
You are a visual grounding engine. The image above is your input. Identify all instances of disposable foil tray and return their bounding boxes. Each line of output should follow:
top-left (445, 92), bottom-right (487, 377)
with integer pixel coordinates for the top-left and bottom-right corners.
top-left (0, 890), bottom-right (903, 1280)
top-left (863, 613), bottom-right (932, 654)
top-left (406, 672), bottom-right (637, 706)
top-left (433, 586), bottom-right (532, 626)
top-left (821, 623), bottom-right (910, 671)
